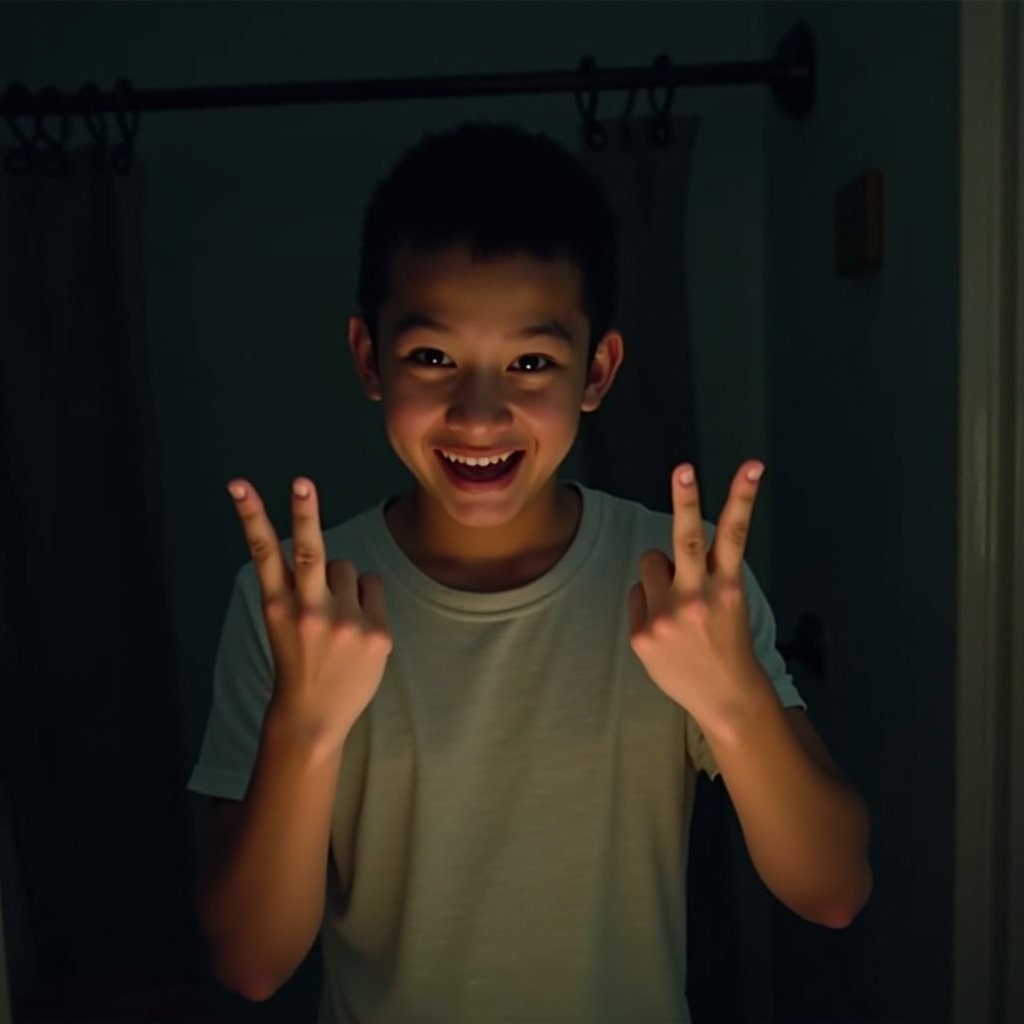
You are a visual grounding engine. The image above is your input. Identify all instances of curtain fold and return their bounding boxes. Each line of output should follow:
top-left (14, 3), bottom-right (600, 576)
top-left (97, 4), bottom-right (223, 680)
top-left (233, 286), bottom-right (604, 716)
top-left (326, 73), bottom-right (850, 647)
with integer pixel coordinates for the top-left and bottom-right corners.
top-left (578, 114), bottom-right (701, 511)
top-left (0, 148), bottom-right (196, 998)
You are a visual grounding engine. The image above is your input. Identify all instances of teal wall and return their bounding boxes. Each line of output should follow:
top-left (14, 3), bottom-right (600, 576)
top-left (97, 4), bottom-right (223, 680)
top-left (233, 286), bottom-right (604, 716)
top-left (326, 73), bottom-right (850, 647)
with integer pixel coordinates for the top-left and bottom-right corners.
top-left (762, 3), bottom-right (958, 1022)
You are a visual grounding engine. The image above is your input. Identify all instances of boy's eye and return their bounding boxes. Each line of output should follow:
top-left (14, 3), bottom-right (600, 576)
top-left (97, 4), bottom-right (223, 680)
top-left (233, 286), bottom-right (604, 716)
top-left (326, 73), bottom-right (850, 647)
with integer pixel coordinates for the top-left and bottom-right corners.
top-left (409, 348), bottom-right (454, 368)
top-left (407, 349), bottom-right (555, 373)
top-left (511, 354), bottom-right (553, 373)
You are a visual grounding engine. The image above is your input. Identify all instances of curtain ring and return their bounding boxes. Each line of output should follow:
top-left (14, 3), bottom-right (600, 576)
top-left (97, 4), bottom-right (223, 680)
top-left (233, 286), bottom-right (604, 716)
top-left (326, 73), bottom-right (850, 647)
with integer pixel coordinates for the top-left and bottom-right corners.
top-left (110, 77), bottom-right (139, 174)
top-left (35, 86), bottom-right (71, 176)
top-left (573, 56), bottom-right (607, 151)
top-left (646, 54), bottom-right (675, 147)
top-left (3, 83), bottom-right (38, 175)
top-left (79, 83), bottom-right (110, 169)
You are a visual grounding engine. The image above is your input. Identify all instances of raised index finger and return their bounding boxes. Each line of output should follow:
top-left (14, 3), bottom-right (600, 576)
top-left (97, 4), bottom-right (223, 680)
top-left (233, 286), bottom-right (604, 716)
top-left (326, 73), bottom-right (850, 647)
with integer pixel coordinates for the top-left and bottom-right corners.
top-left (228, 479), bottom-right (289, 601)
top-left (672, 464), bottom-right (708, 594)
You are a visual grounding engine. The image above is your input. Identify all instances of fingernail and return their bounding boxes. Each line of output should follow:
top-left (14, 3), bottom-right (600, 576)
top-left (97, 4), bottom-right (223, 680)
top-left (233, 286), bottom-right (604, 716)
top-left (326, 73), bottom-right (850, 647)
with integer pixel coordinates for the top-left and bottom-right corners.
top-left (746, 464), bottom-right (764, 482)
top-left (293, 480), bottom-right (310, 498)
top-left (228, 483), bottom-right (246, 500)
top-left (678, 467), bottom-right (695, 486)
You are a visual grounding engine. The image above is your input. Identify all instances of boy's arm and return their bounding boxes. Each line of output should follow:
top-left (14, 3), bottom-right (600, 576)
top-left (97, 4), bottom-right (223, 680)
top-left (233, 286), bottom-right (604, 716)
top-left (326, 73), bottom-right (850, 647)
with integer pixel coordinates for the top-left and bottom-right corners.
top-left (196, 478), bottom-right (392, 1001)
top-left (698, 680), bottom-right (872, 928)
top-left (198, 711), bottom-right (344, 1002)
top-left (629, 460), bottom-right (871, 928)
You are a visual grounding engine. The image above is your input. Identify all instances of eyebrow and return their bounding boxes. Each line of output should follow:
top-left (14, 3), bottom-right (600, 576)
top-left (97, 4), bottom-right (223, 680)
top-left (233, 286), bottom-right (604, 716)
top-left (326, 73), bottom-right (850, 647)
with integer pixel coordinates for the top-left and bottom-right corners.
top-left (391, 313), bottom-right (576, 347)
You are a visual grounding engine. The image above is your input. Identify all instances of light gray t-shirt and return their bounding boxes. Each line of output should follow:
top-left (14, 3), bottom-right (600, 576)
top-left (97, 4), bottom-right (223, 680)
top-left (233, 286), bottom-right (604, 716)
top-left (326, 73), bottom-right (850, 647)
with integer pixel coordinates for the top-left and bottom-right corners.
top-left (189, 482), bottom-right (804, 1023)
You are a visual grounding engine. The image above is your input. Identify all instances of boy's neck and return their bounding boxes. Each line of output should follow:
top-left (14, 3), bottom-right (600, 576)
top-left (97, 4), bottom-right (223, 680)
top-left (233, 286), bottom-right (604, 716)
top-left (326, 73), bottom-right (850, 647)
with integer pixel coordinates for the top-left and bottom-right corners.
top-left (384, 482), bottom-right (582, 593)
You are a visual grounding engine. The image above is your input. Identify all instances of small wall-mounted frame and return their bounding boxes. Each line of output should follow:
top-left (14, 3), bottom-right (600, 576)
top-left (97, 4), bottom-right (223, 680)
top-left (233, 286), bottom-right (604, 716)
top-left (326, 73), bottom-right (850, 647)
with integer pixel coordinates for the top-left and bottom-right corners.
top-left (834, 169), bottom-right (884, 276)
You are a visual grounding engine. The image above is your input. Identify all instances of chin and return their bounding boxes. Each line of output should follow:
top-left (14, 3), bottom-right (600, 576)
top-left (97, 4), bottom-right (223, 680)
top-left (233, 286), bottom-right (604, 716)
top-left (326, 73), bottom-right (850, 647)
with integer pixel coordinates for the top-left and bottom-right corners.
top-left (438, 495), bottom-right (526, 529)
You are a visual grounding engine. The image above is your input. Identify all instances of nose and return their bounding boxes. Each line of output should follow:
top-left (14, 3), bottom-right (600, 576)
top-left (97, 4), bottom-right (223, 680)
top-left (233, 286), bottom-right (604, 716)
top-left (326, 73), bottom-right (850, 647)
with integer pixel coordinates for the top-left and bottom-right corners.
top-left (445, 370), bottom-right (513, 430)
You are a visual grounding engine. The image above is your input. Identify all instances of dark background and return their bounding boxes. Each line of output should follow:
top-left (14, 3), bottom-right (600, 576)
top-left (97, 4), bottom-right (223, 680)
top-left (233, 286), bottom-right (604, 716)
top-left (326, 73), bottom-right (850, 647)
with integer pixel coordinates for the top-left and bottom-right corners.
top-left (0, 2), bottom-right (959, 1021)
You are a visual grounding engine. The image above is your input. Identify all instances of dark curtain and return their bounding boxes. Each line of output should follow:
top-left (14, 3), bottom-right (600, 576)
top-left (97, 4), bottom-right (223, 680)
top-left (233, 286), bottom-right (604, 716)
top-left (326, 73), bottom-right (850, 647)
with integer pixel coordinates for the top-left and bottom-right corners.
top-left (0, 147), bottom-right (199, 1014)
top-left (578, 114), bottom-right (702, 511)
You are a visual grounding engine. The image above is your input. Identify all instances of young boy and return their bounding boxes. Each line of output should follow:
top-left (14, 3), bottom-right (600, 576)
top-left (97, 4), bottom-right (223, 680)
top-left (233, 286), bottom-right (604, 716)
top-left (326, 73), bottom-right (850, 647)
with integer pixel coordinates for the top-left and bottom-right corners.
top-left (188, 122), bottom-right (871, 1023)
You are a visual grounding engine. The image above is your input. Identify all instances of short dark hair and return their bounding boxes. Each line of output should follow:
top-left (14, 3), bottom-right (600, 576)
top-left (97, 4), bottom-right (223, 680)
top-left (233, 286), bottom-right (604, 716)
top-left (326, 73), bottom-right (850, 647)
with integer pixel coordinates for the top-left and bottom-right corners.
top-left (355, 121), bottom-right (618, 363)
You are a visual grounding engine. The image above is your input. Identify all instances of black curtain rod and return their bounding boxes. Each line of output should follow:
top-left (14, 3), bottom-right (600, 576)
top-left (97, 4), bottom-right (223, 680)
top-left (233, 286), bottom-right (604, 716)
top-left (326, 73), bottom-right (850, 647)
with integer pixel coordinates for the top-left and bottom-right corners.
top-left (0, 23), bottom-right (815, 121)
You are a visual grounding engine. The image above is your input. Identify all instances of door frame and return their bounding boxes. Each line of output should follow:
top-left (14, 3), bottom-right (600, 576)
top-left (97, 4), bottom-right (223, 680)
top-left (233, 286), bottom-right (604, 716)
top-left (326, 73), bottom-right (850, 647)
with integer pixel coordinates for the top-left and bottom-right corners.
top-left (0, 886), bottom-right (9, 1024)
top-left (955, 2), bottom-right (1024, 1021)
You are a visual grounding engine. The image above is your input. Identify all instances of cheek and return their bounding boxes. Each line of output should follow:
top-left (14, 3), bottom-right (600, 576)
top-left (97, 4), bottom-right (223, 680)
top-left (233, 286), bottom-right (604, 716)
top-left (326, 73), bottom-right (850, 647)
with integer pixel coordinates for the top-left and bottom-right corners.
top-left (381, 382), bottom-right (436, 433)
top-left (517, 385), bottom-right (582, 432)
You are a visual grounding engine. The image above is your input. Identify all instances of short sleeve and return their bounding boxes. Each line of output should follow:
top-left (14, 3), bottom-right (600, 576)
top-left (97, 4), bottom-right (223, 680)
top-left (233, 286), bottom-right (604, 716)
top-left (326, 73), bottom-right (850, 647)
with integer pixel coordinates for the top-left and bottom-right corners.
top-left (187, 566), bottom-right (275, 800)
top-left (687, 551), bottom-right (805, 781)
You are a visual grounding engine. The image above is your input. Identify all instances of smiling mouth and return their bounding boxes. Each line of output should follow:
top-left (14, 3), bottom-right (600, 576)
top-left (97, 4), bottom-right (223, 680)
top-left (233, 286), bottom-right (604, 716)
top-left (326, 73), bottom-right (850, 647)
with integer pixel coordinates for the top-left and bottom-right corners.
top-left (434, 449), bottom-right (526, 484)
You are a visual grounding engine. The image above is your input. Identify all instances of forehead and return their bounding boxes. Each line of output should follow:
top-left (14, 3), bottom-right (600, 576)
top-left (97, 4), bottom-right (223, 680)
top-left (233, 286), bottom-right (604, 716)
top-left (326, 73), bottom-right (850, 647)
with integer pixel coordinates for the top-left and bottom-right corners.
top-left (382, 243), bottom-right (587, 329)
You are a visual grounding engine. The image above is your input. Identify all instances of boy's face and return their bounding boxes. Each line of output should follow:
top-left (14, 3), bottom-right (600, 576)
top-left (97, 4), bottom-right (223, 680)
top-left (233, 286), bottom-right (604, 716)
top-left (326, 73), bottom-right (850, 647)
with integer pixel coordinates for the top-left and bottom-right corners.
top-left (349, 242), bottom-right (622, 530)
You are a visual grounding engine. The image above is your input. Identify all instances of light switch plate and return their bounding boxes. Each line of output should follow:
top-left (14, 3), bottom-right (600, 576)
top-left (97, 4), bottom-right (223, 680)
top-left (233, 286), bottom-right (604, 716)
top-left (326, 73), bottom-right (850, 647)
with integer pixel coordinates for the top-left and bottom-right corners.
top-left (834, 169), bottom-right (884, 276)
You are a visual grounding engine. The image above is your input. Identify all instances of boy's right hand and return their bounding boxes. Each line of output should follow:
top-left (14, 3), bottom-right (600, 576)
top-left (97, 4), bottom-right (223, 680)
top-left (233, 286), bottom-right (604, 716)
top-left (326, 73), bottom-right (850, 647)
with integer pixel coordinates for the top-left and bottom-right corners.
top-left (228, 476), bottom-right (392, 754)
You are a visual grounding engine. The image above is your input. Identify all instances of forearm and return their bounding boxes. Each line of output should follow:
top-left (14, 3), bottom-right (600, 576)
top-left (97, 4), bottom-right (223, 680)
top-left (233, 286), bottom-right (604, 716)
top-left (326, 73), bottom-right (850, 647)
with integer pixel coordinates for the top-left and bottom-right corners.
top-left (700, 671), bottom-right (872, 927)
top-left (199, 709), bottom-right (344, 999)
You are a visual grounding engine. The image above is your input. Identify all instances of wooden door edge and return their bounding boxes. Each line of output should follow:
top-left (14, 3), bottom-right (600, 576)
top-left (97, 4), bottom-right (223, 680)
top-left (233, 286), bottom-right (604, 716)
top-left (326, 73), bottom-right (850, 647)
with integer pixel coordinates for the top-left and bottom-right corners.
top-left (955, 2), bottom-right (1022, 1021)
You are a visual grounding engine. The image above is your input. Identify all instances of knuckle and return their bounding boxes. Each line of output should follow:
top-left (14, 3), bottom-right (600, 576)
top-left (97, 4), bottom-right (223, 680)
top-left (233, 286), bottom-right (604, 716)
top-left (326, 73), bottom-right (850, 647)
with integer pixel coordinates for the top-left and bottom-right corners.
top-left (629, 630), bottom-right (650, 653)
top-left (248, 534), bottom-right (276, 563)
top-left (650, 611), bottom-right (676, 636)
top-left (365, 627), bottom-right (393, 654)
top-left (726, 520), bottom-right (749, 546)
top-left (292, 541), bottom-right (322, 568)
top-left (332, 619), bottom-right (360, 644)
top-left (678, 528), bottom-right (705, 557)
top-left (678, 594), bottom-right (709, 623)
top-left (296, 606), bottom-right (328, 633)
top-left (262, 593), bottom-right (291, 622)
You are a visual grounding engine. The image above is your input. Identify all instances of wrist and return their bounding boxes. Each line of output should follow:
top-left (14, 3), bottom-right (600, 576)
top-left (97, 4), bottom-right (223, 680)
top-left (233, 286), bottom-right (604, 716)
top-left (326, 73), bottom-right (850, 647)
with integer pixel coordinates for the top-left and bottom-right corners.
top-left (695, 660), bottom-right (780, 746)
top-left (262, 699), bottom-right (350, 766)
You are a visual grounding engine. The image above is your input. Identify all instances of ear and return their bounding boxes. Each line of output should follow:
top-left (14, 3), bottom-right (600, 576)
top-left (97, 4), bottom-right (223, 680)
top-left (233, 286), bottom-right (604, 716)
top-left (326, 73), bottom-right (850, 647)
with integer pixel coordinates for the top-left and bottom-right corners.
top-left (581, 331), bottom-right (625, 413)
top-left (348, 315), bottom-right (383, 401)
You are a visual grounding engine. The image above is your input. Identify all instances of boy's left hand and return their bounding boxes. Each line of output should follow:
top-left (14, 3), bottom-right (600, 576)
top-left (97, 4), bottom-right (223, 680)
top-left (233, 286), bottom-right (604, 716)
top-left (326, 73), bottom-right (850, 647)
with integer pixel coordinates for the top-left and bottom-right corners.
top-left (628, 460), bottom-right (767, 730)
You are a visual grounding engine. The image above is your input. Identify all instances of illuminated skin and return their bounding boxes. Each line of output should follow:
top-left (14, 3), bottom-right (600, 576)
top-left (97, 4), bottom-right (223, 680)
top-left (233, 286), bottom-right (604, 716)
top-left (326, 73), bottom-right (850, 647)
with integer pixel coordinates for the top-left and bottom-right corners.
top-left (347, 242), bottom-right (624, 587)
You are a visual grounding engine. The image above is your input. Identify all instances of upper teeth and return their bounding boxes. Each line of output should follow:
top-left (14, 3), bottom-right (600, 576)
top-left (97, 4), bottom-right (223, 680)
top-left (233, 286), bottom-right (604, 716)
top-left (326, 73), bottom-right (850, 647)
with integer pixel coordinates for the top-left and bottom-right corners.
top-left (441, 450), bottom-right (516, 467)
